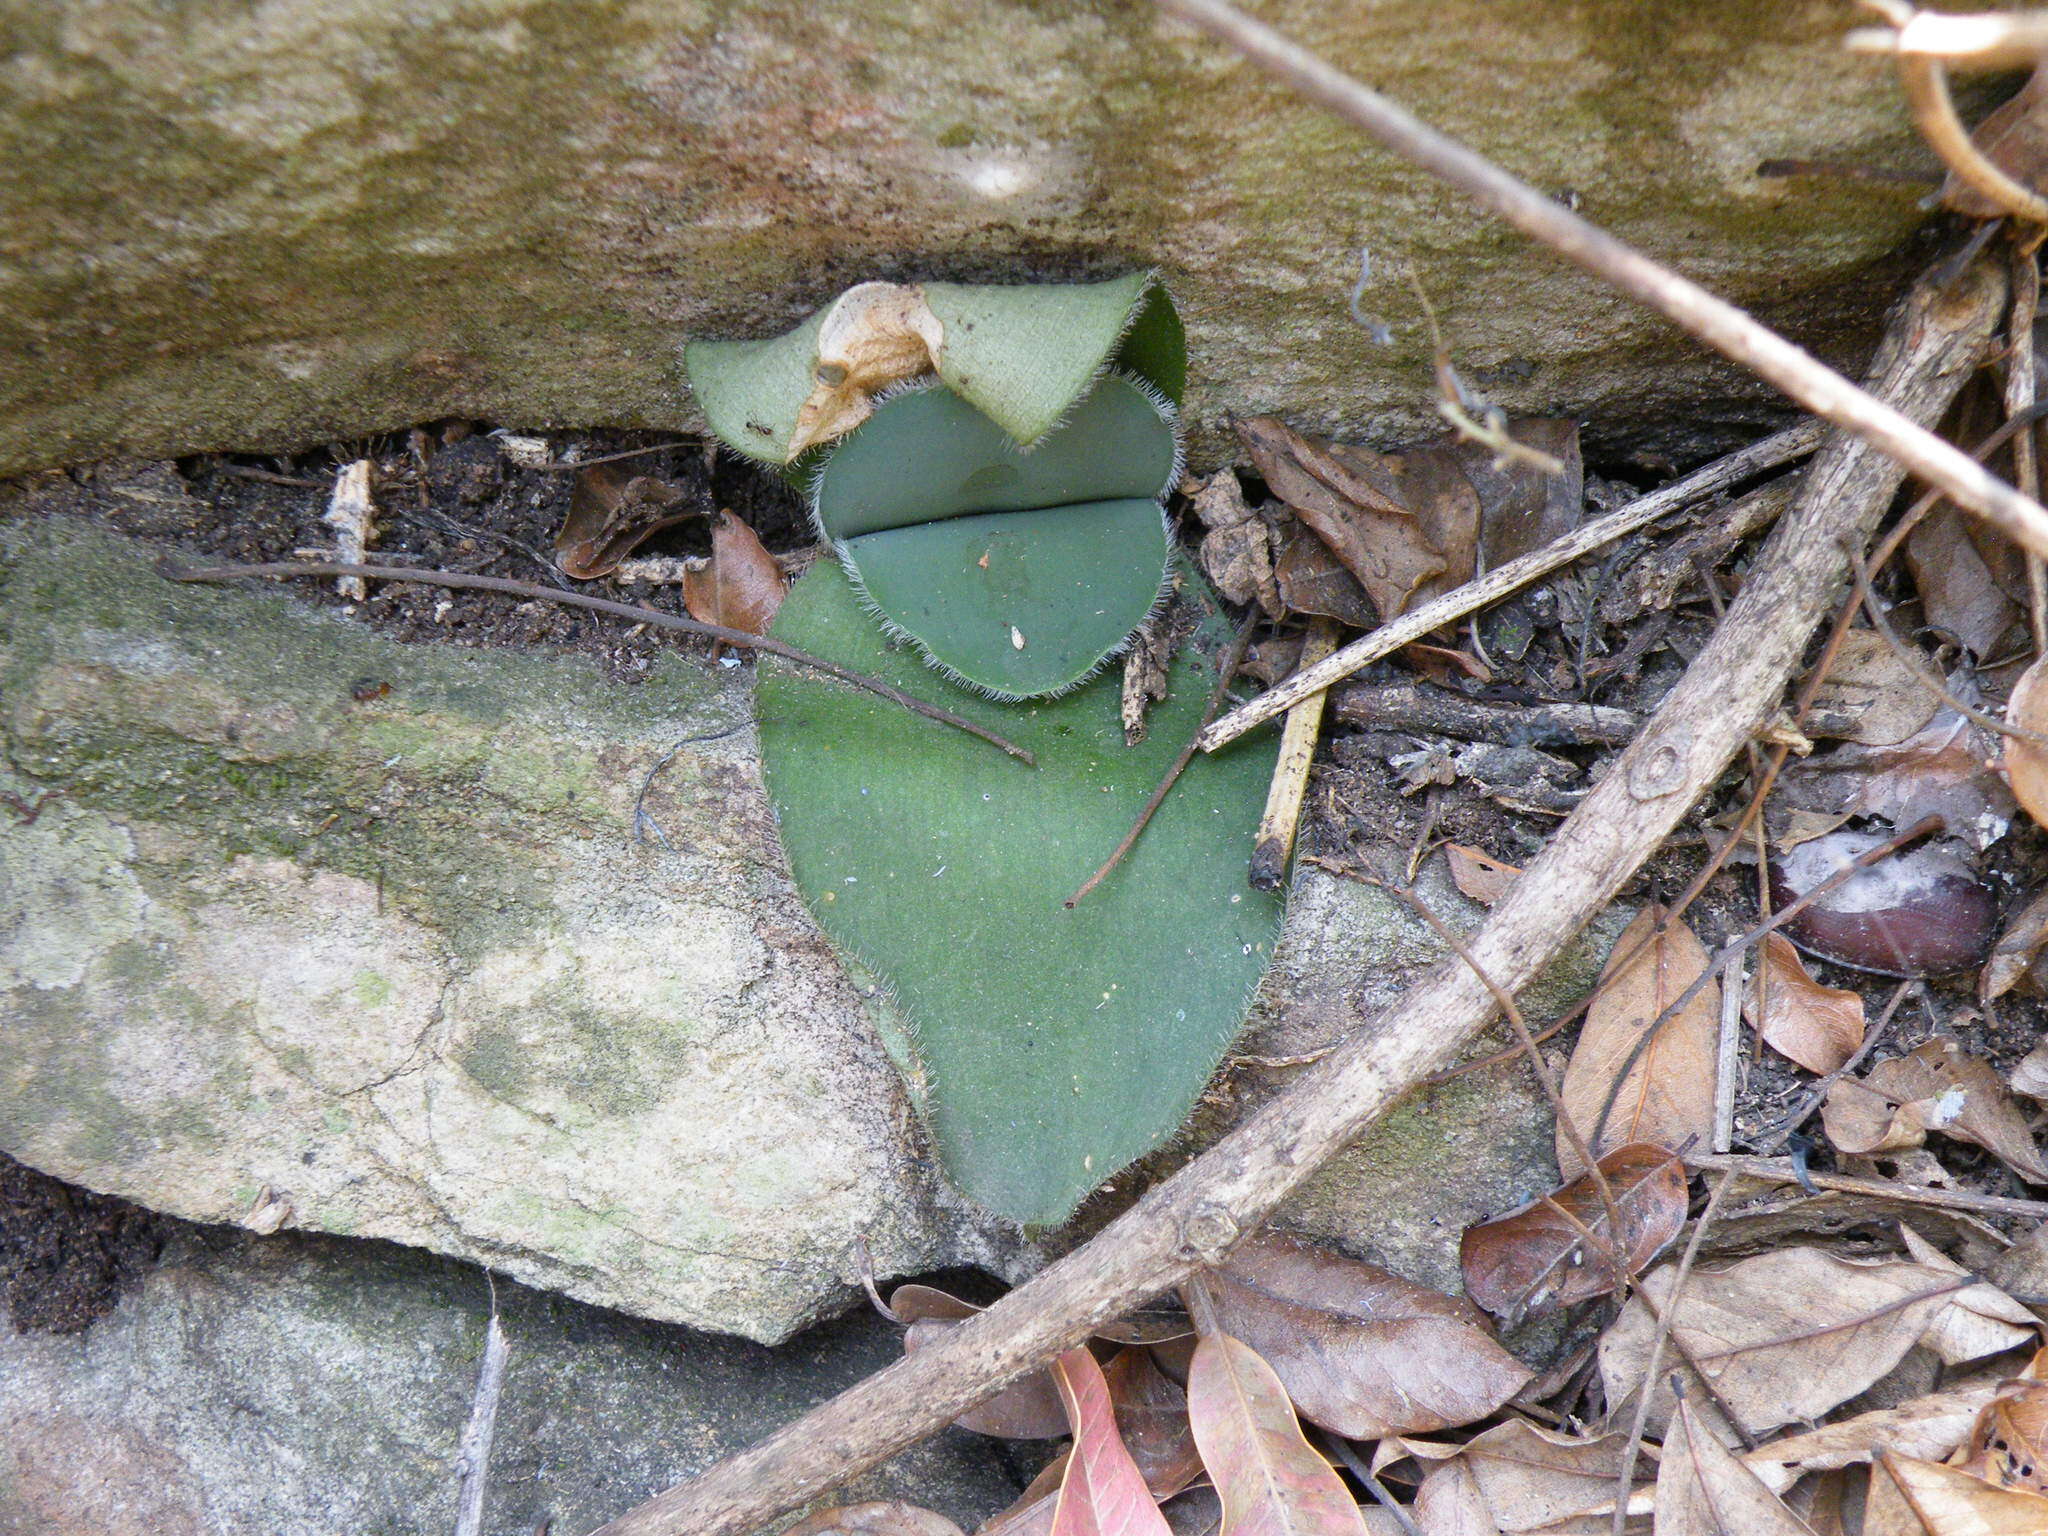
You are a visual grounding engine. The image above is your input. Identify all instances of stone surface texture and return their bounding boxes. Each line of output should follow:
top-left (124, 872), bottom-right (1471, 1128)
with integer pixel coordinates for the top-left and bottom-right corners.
top-left (0, 508), bottom-right (1611, 1339)
top-left (0, 0), bottom-right (1984, 474)
top-left (0, 1225), bottom-right (1022, 1536)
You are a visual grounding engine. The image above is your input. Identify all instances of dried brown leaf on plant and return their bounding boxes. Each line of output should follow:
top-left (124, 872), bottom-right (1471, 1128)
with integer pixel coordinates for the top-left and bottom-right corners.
top-left (1049, 1346), bottom-right (1174, 1536)
top-left (1203, 1229), bottom-right (1530, 1439)
top-left (1184, 1323), bottom-right (1370, 1536)
top-left (1556, 905), bottom-right (1719, 1177)
top-left (1808, 628), bottom-right (1942, 746)
top-left (1745, 933), bottom-right (1866, 1075)
top-left (895, 1284), bottom-right (1069, 1439)
top-left (784, 1502), bottom-right (968, 1536)
top-left (1459, 1142), bottom-right (1686, 1324)
top-left (556, 462), bottom-right (702, 579)
top-left (1598, 1247), bottom-right (1971, 1439)
top-left (2004, 656), bottom-right (2048, 831)
top-left (682, 510), bottom-right (788, 638)
top-left (1870, 1451), bottom-right (2048, 1535)
top-left (1103, 1348), bottom-right (1203, 1500)
top-left (789, 281), bottom-right (945, 456)
top-left (1741, 1374), bottom-right (2008, 1495)
top-left (1444, 844), bottom-right (1522, 907)
top-left (1654, 1398), bottom-right (1818, 1536)
top-left (1865, 1039), bottom-right (2048, 1184)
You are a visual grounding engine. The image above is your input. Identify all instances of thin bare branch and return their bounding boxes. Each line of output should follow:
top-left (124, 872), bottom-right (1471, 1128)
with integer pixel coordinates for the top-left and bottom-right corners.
top-left (1156, 0), bottom-right (2048, 561)
top-left (1894, 45), bottom-right (2048, 224)
top-left (1848, 8), bottom-right (2048, 67)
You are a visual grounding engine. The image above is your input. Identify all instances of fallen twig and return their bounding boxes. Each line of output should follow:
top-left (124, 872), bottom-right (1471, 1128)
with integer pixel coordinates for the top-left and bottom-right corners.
top-left (156, 558), bottom-right (1035, 767)
top-left (1689, 1153), bottom-right (2048, 1221)
top-left (1198, 422), bottom-right (1823, 751)
top-left (1064, 617), bottom-right (1254, 907)
top-left (1248, 617), bottom-right (1340, 890)
top-left (1848, 7), bottom-right (2048, 67)
top-left (454, 1302), bottom-right (510, 1536)
top-left (580, 239), bottom-right (2006, 1536)
top-left (1157, 0), bottom-right (2048, 564)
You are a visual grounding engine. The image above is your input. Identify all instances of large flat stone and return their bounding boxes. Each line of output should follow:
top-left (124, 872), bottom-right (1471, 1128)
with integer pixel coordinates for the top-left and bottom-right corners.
top-left (0, 0), bottom-right (1979, 473)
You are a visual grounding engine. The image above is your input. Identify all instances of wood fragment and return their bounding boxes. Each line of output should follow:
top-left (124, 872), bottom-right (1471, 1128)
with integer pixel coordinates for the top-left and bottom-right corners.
top-left (1248, 618), bottom-right (1340, 890)
top-left (323, 460), bottom-right (375, 600)
top-left (1199, 423), bottom-right (1824, 752)
top-left (454, 1309), bottom-right (510, 1536)
top-left (1689, 1153), bottom-right (2048, 1222)
top-left (582, 242), bottom-right (2005, 1536)
top-left (1333, 684), bottom-right (1637, 747)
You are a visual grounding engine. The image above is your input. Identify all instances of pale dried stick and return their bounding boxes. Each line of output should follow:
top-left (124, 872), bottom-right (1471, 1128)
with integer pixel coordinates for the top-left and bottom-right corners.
top-left (1198, 422), bottom-right (1824, 751)
top-left (1848, 8), bottom-right (2048, 66)
top-left (1156, 0), bottom-right (2048, 578)
top-left (1248, 617), bottom-right (1341, 890)
top-left (2010, 243), bottom-right (2046, 647)
top-left (1690, 1152), bottom-right (2048, 1220)
top-left (1713, 951), bottom-right (1745, 1154)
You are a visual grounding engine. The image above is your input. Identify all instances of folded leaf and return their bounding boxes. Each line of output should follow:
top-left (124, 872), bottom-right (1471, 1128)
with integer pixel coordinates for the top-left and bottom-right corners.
top-left (1050, 1347), bottom-right (1173, 1536)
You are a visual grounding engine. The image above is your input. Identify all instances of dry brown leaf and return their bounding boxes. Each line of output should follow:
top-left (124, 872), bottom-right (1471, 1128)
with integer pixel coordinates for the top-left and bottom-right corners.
top-left (1741, 1375), bottom-right (2007, 1494)
top-left (1809, 628), bottom-right (1943, 746)
top-left (2005, 656), bottom-right (2048, 832)
top-left (785, 1502), bottom-right (969, 1536)
top-left (1745, 933), bottom-right (1866, 1076)
top-left (1460, 1143), bottom-right (1686, 1324)
top-left (1206, 1229), bottom-right (1530, 1439)
top-left (1907, 504), bottom-right (2024, 660)
top-left (1822, 1075), bottom-right (1931, 1157)
top-left (1273, 528), bottom-right (1377, 627)
top-left (1894, 1225), bottom-right (2038, 1366)
top-left (1050, 1347), bottom-right (1174, 1536)
top-left (1866, 1040), bottom-right (2048, 1185)
top-left (1103, 1348), bottom-right (1203, 1500)
top-left (1121, 618), bottom-right (1174, 748)
top-left (1452, 418), bottom-right (1582, 566)
top-left (1414, 1460), bottom-right (1504, 1536)
top-left (2012, 1041), bottom-right (2048, 1101)
top-left (1426, 1421), bottom-right (1640, 1533)
top-left (1184, 1325), bottom-right (1371, 1536)
top-left (1781, 711), bottom-right (2013, 854)
top-left (555, 462), bottom-right (702, 579)
top-left (895, 1284), bottom-right (1069, 1439)
top-left (1557, 905), bottom-right (1719, 1177)
top-left (1983, 890), bottom-right (2048, 1003)
top-left (788, 282), bottom-right (944, 456)
top-left (1654, 1398), bottom-right (1818, 1535)
top-left (1874, 1451), bottom-right (2048, 1535)
top-left (1953, 1348), bottom-right (2048, 1493)
top-left (1198, 519), bottom-right (1283, 619)
top-left (1444, 844), bottom-right (1522, 907)
top-left (1237, 415), bottom-right (1450, 623)
top-left (681, 509), bottom-right (788, 638)
top-left (1598, 1247), bottom-right (1970, 1439)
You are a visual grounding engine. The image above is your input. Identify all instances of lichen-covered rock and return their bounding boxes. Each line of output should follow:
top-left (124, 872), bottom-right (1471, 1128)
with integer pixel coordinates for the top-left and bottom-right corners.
top-left (0, 0), bottom-right (1977, 474)
top-left (0, 1224), bottom-right (1020, 1536)
top-left (0, 512), bottom-right (1026, 1343)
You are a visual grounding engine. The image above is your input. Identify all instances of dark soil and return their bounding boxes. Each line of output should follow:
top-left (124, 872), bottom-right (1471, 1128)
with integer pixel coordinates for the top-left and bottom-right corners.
top-left (0, 1153), bottom-right (168, 1333)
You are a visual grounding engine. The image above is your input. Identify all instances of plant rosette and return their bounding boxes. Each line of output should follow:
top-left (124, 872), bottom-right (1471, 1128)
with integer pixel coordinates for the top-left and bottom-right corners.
top-left (688, 274), bottom-right (1283, 1225)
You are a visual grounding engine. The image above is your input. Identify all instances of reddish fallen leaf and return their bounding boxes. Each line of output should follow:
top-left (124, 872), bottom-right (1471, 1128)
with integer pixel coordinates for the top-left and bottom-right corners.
top-left (683, 509), bottom-right (787, 637)
top-left (2005, 656), bottom-right (2048, 832)
top-left (556, 461), bottom-right (701, 578)
top-left (1206, 1229), bottom-right (1530, 1439)
top-left (784, 1502), bottom-right (968, 1536)
top-left (1654, 1398), bottom-right (1817, 1536)
top-left (1049, 1347), bottom-right (1173, 1536)
top-left (1556, 905), bottom-right (1719, 1177)
top-left (1185, 1324), bottom-right (1370, 1536)
top-left (1103, 1347), bottom-right (1203, 1500)
top-left (1953, 1348), bottom-right (2048, 1494)
top-left (1873, 1451), bottom-right (2048, 1535)
top-left (1459, 1143), bottom-right (1686, 1324)
top-left (895, 1284), bottom-right (1069, 1439)
top-left (1444, 844), bottom-right (1521, 907)
top-left (1865, 1040), bottom-right (2048, 1185)
top-left (1745, 932), bottom-right (1866, 1075)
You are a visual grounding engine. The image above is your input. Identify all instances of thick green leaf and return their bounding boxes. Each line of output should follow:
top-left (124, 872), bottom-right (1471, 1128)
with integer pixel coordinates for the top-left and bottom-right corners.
top-left (842, 500), bottom-right (1168, 699)
top-left (683, 275), bottom-right (1182, 464)
top-left (813, 376), bottom-right (1177, 539)
top-left (756, 561), bottom-right (1282, 1225)
top-left (683, 308), bottom-right (827, 467)
top-left (816, 374), bottom-right (1178, 697)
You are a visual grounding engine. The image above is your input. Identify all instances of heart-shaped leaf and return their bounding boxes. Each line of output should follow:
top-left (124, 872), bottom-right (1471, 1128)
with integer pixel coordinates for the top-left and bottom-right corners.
top-left (755, 560), bottom-right (1281, 1224)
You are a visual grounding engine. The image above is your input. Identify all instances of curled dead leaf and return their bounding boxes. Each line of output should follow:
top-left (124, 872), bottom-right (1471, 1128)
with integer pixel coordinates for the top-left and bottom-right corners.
top-left (1460, 1143), bottom-right (1687, 1324)
top-left (1746, 932), bottom-right (1866, 1075)
top-left (1873, 1450), bottom-right (2048, 1535)
top-left (789, 282), bottom-right (945, 457)
top-left (682, 510), bottom-right (788, 639)
top-left (894, 1284), bottom-right (1069, 1439)
top-left (557, 462), bottom-right (702, 579)
top-left (1865, 1040), bottom-right (2048, 1185)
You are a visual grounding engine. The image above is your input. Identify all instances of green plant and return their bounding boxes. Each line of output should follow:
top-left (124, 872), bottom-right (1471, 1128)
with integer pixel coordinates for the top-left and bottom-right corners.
top-left (688, 273), bottom-right (1282, 1225)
